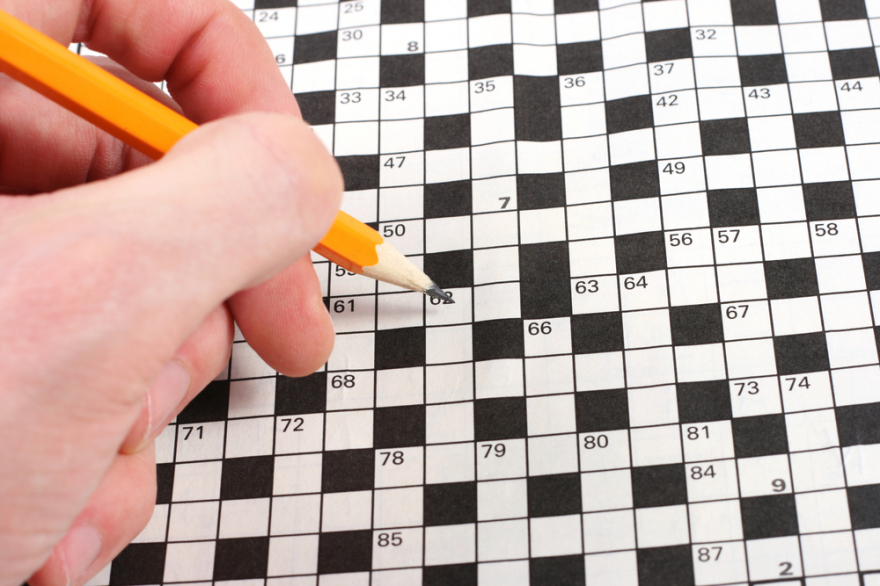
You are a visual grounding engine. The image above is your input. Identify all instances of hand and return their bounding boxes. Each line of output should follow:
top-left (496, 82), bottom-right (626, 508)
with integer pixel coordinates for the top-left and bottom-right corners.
top-left (0, 1), bottom-right (342, 584)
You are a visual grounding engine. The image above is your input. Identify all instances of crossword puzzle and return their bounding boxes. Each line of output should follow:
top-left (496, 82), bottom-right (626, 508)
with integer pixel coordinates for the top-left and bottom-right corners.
top-left (82, 0), bottom-right (880, 584)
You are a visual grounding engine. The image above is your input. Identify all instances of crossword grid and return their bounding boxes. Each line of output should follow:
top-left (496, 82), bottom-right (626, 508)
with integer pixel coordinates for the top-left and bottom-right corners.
top-left (83, 0), bottom-right (880, 585)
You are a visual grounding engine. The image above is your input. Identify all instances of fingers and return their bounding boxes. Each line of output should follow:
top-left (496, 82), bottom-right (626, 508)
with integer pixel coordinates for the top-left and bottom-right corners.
top-left (28, 444), bottom-right (157, 586)
top-left (229, 255), bottom-right (335, 378)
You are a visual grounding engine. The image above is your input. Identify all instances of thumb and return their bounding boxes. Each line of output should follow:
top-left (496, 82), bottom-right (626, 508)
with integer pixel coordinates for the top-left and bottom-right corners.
top-left (0, 112), bottom-right (342, 582)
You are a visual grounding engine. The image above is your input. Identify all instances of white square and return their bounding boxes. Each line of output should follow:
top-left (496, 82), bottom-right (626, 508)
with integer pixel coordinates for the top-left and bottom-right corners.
top-left (425, 20), bottom-right (468, 53)
top-left (474, 246), bottom-right (519, 285)
top-left (225, 417), bottom-right (274, 458)
top-left (478, 519), bottom-right (530, 562)
top-left (630, 424), bottom-right (682, 466)
top-left (705, 154), bottom-right (754, 190)
top-left (838, 78), bottom-right (880, 112)
top-left (628, 384), bottom-right (678, 426)
top-left (855, 179), bottom-right (880, 214)
top-left (374, 446), bottom-right (424, 488)
top-left (613, 198), bottom-right (662, 235)
top-left (790, 448), bottom-right (844, 492)
top-left (518, 208), bottom-right (566, 244)
top-left (688, 500), bottom-right (743, 543)
top-left (690, 26), bottom-right (737, 57)
top-left (583, 510), bottom-right (636, 553)
top-left (797, 489), bottom-right (852, 533)
top-left (730, 376), bottom-right (783, 418)
top-left (468, 14), bottom-right (512, 48)
top-left (574, 352), bottom-right (626, 391)
top-left (229, 377), bottom-right (276, 419)
top-left (801, 532), bottom-right (859, 575)
top-left (686, 459), bottom-right (740, 502)
top-left (334, 122), bottom-right (379, 157)
top-left (716, 263), bottom-right (767, 302)
top-left (477, 561), bottom-right (529, 586)
top-left (527, 394), bottom-right (576, 436)
top-left (725, 339), bottom-right (777, 378)
top-left (517, 141), bottom-right (563, 174)
top-left (748, 116), bottom-right (796, 152)
top-left (425, 82), bottom-right (469, 117)
top-left (609, 128), bottom-right (655, 166)
top-left (292, 61), bottom-right (337, 94)
top-left (697, 88), bottom-right (745, 121)
top-left (661, 192), bottom-right (710, 230)
top-left (477, 438), bottom-right (527, 481)
top-left (175, 421), bottom-right (225, 463)
top-left (655, 123), bottom-right (702, 160)
top-left (273, 454), bottom-right (323, 495)
top-left (664, 227), bottom-right (714, 267)
top-left (653, 90), bottom-right (700, 127)
top-left (827, 328), bottom-right (879, 368)
top-left (668, 267), bottom-right (719, 306)
top-left (322, 491), bottom-right (372, 532)
top-left (780, 23), bottom-right (828, 53)
top-left (375, 367), bottom-right (423, 408)
top-left (585, 551), bottom-right (639, 586)
top-left (735, 25), bottom-right (782, 55)
top-left (844, 443), bottom-right (880, 486)
top-left (675, 344), bottom-right (727, 383)
top-left (604, 64), bottom-right (650, 101)
top-left (427, 403), bottom-right (473, 444)
top-left (745, 536), bottom-right (802, 582)
top-left (425, 0), bottom-right (466, 21)
top-left (426, 324), bottom-right (472, 365)
top-left (527, 433), bottom-right (580, 475)
top-left (168, 502), bottom-right (219, 542)
top-left (800, 147), bottom-right (850, 183)
top-left (776, 0), bottom-right (823, 23)
top-left (562, 103), bottom-right (607, 139)
top-left (324, 410), bottom-right (372, 450)
top-left (424, 524), bottom-right (476, 566)
top-left (622, 308), bottom-right (672, 350)
top-left (569, 238), bottom-right (616, 277)
top-left (580, 429), bottom-right (631, 471)
top-left (603, 33), bottom-right (647, 70)
top-left (780, 370), bottom-right (834, 413)
top-left (659, 157), bottom-right (707, 195)
top-left (163, 541), bottom-right (215, 582)
top-left (857, 528), bottom-right (880, 571)
top-left (713, 225), bottom-right (764, 269)
top-left (471, 108), bottom-right (515, 145)
top-left (473, 175), bottom-right (516, 213)
top-left (475, 359), bottom-right (523, 399)
top-left (425, 216), bottom-right (470, 253)
top-left (636, 505), bottom-right (690, 548)
top-left (625, 346), bottom-right (676, 388)
top-left (737, 454), bottom-right (792, 497)
top-left (470, 76), bottom-right (515, 112)
top-left (567, 203), bottom-right (614, 240)
top-left (843, 109), bottom-right (880, 145)
top-left (512, 13), bottom-right (556, 44)
top-left (821, 292), bottom-right (873, 330)
top-left (525, 356), bottom-right (575, 396)
top-left (785, 52), bottom-right (833, 83)
top-left (644, 0), bottom-right (688, 32)
top-left (513, 44), bottom-right (558, 76)
top-left (556, 11), bottom-right (600, 44)
top-left (474, 282), bottom-right (521, 322)
top-left (786, 410), bottom-right (839, 452)
top-left (563, 136), bottom-right (609, 171)
top-left (862, 215), bottom-right (880, 251)
top-left (693, 57), bottom-right (741, 88)
top-left (380, 119), bottom-right (423, 154)
top-left (761, 222), bottom-right (812, 260)
top-left (790, 81), bottom-right (839, 114)
top-left (722, 300), bottom-right (772, 340)
top-left (687, 0), bottom-right (733, 26)
top-left (297, 4), bottom-right (338, 34)
top-left (530, 514), bottom-right (583, 557)
top-left (473, 211), bottom-right (519, 249)
top-left (757, 185), bottom-right (806, 223)
top-left (425, 364), bottom-right (472, 406)
top-left (426, 442), bottom-right (475, 484)
top-left (219, 498), bottom-right (270, 538)
top-left (231, 342), bottom-right (275, 379)
top-left (832, 365), bottom-right (880, 406)
top-left (381, 23), bottom-right (424, 56)
top-left (478, 479), bottom-right (527, 521)
top-left (620, 270), bottom-right (669, 311)
top-left (826, 19), bottom-right (874, 50)
top-left (581, 469), bottom-right (633, 511)
top-left (271, 494), bottom-right (322, 535)
top-left (472, 142), bottom-right (516, 179)
top-left (336, 57), bottom-right (380, 89)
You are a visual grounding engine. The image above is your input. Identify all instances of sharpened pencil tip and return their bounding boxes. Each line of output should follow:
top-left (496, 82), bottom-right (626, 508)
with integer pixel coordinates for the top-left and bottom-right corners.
top-left (425, 284), bottom-right (455, 303)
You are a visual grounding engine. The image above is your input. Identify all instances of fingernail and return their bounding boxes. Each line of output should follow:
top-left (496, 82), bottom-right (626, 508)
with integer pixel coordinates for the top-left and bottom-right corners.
top-left (141, 361), bottom-right (190, 447)
top-left (62, 523), bottom-right (102, 582)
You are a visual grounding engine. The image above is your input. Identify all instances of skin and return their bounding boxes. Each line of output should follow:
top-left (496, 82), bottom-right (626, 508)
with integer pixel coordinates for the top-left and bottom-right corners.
top-left (0, 0), bottom-right (343, 584)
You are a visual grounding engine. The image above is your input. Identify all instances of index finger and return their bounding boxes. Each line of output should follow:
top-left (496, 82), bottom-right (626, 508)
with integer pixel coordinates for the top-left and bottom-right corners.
top-left (2, 0), bottom-right (299, 122)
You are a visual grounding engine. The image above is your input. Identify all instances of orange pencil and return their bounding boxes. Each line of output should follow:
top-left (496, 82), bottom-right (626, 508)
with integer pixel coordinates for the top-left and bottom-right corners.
top-left (0, 9), bottom-right (452, 302)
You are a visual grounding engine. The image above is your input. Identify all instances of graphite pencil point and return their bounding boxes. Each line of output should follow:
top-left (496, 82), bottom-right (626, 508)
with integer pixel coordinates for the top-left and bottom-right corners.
top-left (425, 285), bottom-right (455, 303)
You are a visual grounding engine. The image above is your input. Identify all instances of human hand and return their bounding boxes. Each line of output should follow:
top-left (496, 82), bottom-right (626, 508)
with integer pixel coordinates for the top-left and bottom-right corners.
top-left (0, 1), bottom-right (343, 584)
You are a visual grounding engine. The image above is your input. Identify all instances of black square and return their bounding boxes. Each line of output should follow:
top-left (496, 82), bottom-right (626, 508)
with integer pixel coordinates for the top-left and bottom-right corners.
top-left (557, 41), bottom-right (603, 76)
top-left (425, 181), bottom-right (472, 219)
top-left (707, 188), bottom-right (760, 226)
top-left (276, 372), bottom-right (326, 415)
top-left (213, 537), bottom-right (269, 580)
top-left (528, 473), bottom-right (581, 517)
top-left (424, 482), bottom-right (477, 526)
top-left (764, 258), bottom-right (819, 299)
top-left (793, 112), bottom-right (845, 148)
top-left (575, 389), bottom-right (629, 431)
top-left (637, 546), bottom-right (695, 586)
top-left (774, 332), bottom-right (830, 376)
top-left (670, 303), bottom-right (723, 346)
top-left (803, 182), bottom-right (856, 221)
top-left (469, 0), bottom-right (511, 16)
top-left (606, 96), bottom-right (654, 134)
top-left (381, 0), bottom-right (423, 23)
top-left (732, 415), bottom-right (789, 458)
top-left (820, 0), bottom-right (868, 21)
top-left (375, 327), bottom-right (425, 370)
top-left (571, 313), bottom-right (624, 354)
top-left (255, 0), bottom-right (297, 7)
top-left (293, 31), bottom-right (336, 64)
top-left (610, 161), bottom-right (661, 200)
top-left (156, 463), bottom-right (174, 505)
top-left (677, 381), bottom-right (732, 423)
top-left (830, 48), bottom-right (879, 80)
top-left (380, 54), bottom-right (424, 87)
top-left (473, 319), bottom-right (524, 361)
top-left (424, 564), bottom-right (477, 586)
top-left (424, 250), bottom-right (474, 289)
top-left (739, 54), bottom-right (787, 86)
top-left (109, 543), bottom-right (166, 586)
top-left (221, 456), bottom-right (274, 500)
top-left (836, 403), bottom-right (880, 446)
top-left (700, 119), bottom-right (751, 156)
top-left (530, 556), bottom-right (586, 586)
top-left (336, 155), bottom-right (379, 190)
top-left (740, 495), bottom-right (799, 540)
top-left (848, 484), bottom-right (880, 529)
top-left (474, 397), bottom-right (527, 441)
top-left (645, 28), bottom-right (692, 63)
top-left (615, 231), bottom-right (666, 273)
top-left (295, 91), bottom-right (335, 125)
top-left (518, 174), bottom-right (566, 210)
top-left (514, 76), bottom-right (562, 141)
top-left (374, 405), bottom-right (425, 448)
top-left (555, 0), bottom-right (598, 13)
top-left (731, 0), bottom-right (778, 24)
top-left (177, 379), bottom-right (229, 423)
top-left (469, 45), bottom-right (514, 80)
top-left (866, 251), bottom-right (880, 290)
top-left (426, 114), bottom-right (471, 150)
top-left (631, 464), bottom-right (687, 508)
top-left (318, 530), bottom-right (373, 574)
top-left (322, 449), bottom-right (375, 493)
top-left (520, 242), bottom-right (572, 319)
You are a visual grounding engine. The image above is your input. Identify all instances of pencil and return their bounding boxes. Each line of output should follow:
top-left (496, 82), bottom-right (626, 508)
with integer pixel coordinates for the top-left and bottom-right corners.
top-left (0, 9), bottom-right (453, 303)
